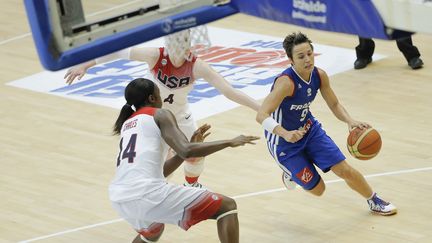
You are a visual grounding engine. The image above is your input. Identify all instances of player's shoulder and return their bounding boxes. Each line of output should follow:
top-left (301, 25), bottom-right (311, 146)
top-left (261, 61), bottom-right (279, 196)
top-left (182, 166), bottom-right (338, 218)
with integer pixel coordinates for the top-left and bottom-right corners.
top-left (315, 66), bottom-right (328, 77)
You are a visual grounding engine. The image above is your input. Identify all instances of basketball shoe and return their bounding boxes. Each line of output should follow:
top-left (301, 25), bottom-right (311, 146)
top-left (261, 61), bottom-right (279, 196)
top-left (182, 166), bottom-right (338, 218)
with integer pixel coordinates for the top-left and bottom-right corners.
top-left (282, 172), bottom-right (297, 190)
top-left (183, 181), bottom-right (207, 190)
top-left (367, 193), bottom-right (397, 215)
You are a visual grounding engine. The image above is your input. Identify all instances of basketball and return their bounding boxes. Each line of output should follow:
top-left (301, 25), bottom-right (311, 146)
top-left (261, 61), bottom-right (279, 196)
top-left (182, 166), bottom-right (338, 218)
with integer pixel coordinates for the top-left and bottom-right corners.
top-left (347, 127), bottom-right (382, 160)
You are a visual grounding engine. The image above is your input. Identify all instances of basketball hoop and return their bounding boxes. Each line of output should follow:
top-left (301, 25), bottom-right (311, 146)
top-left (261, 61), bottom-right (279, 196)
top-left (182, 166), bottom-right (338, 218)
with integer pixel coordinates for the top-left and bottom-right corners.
top-left (164, 25), bottom-right (211, 61)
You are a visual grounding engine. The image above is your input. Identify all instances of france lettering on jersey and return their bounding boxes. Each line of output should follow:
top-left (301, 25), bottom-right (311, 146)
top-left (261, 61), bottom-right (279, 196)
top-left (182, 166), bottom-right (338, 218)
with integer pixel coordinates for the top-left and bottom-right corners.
top-left (266, 66), bottom-right (322, 157)
top-left (109, 107), bottom-right (169, 202)
top-left (150, 47), bottom-right (197, 116)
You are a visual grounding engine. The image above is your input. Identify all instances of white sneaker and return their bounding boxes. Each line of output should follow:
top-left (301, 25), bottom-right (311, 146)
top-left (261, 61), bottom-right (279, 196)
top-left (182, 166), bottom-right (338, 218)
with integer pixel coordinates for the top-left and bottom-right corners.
top-left (282, 172), bottom-right (297, 190)
top-left (367, 193), bottom-right (397, 216)
top-left (183, 181), bottom-right (207, 190)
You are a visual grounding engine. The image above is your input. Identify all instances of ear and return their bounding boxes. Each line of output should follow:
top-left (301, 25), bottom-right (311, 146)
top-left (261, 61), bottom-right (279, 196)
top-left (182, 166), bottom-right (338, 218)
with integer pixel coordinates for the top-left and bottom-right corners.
top-left (148, 94), bottom-right (156, 103)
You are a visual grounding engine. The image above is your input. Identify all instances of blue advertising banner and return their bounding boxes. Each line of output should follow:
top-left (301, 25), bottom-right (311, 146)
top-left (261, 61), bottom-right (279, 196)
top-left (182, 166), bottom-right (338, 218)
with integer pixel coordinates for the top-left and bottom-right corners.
top-left (231, 0), bottom-right (412, 40)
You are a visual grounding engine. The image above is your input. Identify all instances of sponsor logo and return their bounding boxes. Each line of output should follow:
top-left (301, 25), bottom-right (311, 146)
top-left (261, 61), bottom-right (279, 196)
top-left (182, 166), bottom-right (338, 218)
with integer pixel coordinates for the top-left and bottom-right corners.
top-left (279, 151), bottom-right (286, 157)
top-left (162, 17), bottom-right (197, 33)
top-left (296, 167), bottom-right (314, 183)
top-left (292, 0), bottom-right (327, 24)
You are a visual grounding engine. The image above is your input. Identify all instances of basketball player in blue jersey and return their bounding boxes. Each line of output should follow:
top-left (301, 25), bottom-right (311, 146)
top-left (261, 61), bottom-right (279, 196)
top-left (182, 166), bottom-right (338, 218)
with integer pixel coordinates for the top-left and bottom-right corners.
top-left (256, 32), bottom-right (397, 216)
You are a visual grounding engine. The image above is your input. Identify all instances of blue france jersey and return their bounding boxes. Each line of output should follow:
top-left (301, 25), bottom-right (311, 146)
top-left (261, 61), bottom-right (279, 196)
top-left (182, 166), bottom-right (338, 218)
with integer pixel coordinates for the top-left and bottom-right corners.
top-left (266, 66), bottom-right (322, 150)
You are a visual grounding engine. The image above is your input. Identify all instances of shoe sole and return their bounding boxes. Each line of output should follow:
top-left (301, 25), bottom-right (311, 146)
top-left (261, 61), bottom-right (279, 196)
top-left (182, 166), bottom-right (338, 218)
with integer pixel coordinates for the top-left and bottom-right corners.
top-left (370, 208), bottom-right (398, 216)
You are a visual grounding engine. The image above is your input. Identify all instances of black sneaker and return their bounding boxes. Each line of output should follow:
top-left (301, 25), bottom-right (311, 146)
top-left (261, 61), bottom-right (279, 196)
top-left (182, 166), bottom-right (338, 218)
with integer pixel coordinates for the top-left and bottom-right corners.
top-left (354, 57), bottom-right (372, 69)
top-left (408, 57), bottom-right (424, 69)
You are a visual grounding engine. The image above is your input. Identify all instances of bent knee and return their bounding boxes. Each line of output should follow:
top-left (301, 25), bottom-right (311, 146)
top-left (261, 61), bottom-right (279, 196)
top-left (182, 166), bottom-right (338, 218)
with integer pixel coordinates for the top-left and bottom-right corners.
top-left (221, 196), bottom-right (237, 211)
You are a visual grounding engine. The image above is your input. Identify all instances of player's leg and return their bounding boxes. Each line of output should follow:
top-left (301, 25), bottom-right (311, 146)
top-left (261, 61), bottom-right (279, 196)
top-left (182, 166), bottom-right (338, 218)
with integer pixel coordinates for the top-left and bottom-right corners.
top-left (331, 160), bottom-right (372, 198)
top-left (177, 113), bottom-right (206, 188)
top-left (212, 195), bottom-right (239, 243)
top-left (133, 223), bottom-right (165, 243)
top-left (277, 151), bottom-right (325, 196)
top-left (169, 185), bottom-right (238, 242)
top-left (111, 200), bottom-right (165, 242)
top-left (306, 127), bottom-right (397, 215)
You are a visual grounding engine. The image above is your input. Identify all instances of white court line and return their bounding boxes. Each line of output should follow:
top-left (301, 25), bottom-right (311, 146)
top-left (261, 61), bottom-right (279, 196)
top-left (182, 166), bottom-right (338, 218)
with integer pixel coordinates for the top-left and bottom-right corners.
top-left (18, 166), bottom-right (432, 242)
top-left (0, 0), bottom-right (143, 46)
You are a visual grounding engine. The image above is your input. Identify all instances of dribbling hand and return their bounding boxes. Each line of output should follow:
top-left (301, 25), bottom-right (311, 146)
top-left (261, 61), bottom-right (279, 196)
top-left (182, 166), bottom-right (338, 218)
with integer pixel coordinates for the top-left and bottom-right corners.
top-left (347, 120), bottom-right (370, 131)
top-left (229, 135), bottom-right (260, 147)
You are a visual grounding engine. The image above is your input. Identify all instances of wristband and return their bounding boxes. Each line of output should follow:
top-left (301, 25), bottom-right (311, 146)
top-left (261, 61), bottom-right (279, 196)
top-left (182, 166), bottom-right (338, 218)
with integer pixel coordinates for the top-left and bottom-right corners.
top-left (262, 116), bottom-right (279, 133)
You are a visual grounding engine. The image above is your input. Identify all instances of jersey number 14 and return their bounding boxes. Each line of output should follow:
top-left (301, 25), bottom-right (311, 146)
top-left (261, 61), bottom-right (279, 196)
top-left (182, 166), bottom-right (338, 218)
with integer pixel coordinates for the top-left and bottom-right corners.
top-left (116, 133), bottom-right (137, 166)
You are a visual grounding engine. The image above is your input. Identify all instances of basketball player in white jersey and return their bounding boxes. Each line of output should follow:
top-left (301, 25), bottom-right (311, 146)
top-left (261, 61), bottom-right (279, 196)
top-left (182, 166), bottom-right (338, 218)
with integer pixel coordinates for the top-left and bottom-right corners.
top-left (65, 29), bottom-right (260, 189)
top-left (111, 77), bottom-right (258, 243)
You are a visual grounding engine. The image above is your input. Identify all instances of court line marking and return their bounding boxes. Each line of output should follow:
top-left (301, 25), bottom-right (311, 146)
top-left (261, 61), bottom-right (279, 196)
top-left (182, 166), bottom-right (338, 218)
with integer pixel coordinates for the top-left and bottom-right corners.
top-left (18, 166), bottom-right (432, 242)
top-left (0, 0), bottom-right (143, 46)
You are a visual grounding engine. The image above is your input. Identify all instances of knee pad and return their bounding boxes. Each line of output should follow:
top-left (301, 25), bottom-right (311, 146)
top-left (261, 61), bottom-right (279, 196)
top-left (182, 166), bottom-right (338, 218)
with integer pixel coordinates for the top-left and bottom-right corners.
top-left (184, 157), bottom-right (205, 176)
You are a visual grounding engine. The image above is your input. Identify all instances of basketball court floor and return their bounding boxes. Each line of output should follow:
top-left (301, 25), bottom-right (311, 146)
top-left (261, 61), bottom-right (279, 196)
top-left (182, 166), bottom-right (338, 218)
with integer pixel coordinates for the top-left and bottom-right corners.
top-left (1, 1), bottom-right (432, 242)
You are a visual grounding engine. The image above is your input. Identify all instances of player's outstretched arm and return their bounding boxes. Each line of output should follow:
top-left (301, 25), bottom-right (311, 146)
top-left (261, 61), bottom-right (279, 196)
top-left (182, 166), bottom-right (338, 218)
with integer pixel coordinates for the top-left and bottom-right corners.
top-left (156, 109), bottom-right (259, 174)
top-left (194, 58), bottom-right (260, 111)
top-left (64, 47), bottom-right (159, 85)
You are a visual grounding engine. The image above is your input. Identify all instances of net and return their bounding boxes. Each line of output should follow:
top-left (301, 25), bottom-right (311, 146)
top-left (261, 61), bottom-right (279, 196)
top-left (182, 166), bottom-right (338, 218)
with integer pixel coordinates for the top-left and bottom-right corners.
top-left (163, 25), bottom-right (211, 62)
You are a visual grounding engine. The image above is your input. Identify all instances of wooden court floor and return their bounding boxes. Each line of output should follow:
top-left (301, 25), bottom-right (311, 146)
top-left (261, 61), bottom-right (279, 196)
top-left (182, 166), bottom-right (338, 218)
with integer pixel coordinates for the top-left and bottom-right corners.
top-left (1, 1), bottom-right (432, 242)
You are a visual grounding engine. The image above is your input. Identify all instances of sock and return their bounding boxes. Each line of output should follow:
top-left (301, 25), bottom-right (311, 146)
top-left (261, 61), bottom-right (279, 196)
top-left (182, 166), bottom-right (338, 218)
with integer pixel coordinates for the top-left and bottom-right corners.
top-left (367, 192), bottom-right (376, 200)
top-left (185, 176), bottom-right (199, 184)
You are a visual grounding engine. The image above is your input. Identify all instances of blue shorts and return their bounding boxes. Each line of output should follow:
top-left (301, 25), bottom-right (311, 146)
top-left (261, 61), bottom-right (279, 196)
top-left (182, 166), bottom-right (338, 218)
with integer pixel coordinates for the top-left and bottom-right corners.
top-left (272, 125), bottom-right (346, 190)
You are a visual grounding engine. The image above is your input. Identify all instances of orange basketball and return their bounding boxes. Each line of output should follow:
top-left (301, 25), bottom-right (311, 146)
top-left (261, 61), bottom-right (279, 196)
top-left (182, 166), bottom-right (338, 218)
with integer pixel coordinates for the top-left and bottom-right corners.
top-left (347, 127), bottom-right (382, 160)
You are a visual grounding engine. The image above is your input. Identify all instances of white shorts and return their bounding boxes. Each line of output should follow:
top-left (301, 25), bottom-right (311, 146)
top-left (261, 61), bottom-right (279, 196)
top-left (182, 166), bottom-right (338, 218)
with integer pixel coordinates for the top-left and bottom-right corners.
top-left (176, 110), bottom-right (197, 139)
top-left (111, 182), bottom-right (222, 237)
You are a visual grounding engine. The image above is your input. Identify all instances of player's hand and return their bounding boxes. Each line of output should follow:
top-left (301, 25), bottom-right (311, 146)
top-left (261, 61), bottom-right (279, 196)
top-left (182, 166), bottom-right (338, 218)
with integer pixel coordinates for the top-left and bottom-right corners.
top-left (348, 120), bottom-right (370, 131)
top-left (64, 65), bottom-right (88, 85)
top-left (282, 130), bottom-right (306, 143)
top-left (229, 135), bottom-right (260, 147)
top-left (190, 124), bottom-right (211, 143)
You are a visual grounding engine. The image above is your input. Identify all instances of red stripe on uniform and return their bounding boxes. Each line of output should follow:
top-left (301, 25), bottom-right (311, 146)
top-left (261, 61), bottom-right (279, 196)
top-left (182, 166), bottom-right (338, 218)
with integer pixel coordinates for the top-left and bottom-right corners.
top-left (137, 223), bottom-right (164, 238)
top-left (130, 107), bottom-right (157, 118)
top-left (179, 191), bottom-right (223, 230)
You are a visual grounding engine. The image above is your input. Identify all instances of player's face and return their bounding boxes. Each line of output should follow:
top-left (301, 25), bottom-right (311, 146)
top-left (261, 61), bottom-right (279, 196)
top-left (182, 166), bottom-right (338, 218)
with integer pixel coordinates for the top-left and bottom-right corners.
top-left (291, 43), bottom-right (314, 73)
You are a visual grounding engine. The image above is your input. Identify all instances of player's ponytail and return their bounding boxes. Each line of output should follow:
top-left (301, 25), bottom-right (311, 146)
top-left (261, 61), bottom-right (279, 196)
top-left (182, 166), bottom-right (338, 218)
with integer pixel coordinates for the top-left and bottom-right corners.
top-left (113, 104), bottom-right (134, 135)
top-left (113, 78), bottom-right (156, 135)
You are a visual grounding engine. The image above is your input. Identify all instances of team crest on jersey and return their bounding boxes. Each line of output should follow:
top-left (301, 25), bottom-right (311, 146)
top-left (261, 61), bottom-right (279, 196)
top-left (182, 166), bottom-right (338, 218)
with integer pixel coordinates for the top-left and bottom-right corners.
top-left (157, 69), bottom-right (191, 89)
top-left (307, 88), bottom-right (312, 96)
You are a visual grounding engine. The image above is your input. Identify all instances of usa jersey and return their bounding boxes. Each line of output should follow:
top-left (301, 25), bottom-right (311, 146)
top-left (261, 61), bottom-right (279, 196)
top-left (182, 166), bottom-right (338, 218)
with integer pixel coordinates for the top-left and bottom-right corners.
top-left (109, 107), bottom-right (169, 202)
top-left (266, 66), bottom-right (322, 152)
top-left (150, 47), bottom-right (197, 116)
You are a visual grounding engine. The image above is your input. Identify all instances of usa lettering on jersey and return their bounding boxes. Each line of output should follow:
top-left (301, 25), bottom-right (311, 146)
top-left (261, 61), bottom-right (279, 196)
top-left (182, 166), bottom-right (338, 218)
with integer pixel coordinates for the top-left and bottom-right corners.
top-left (157, 69), bottom-right (191, 89)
